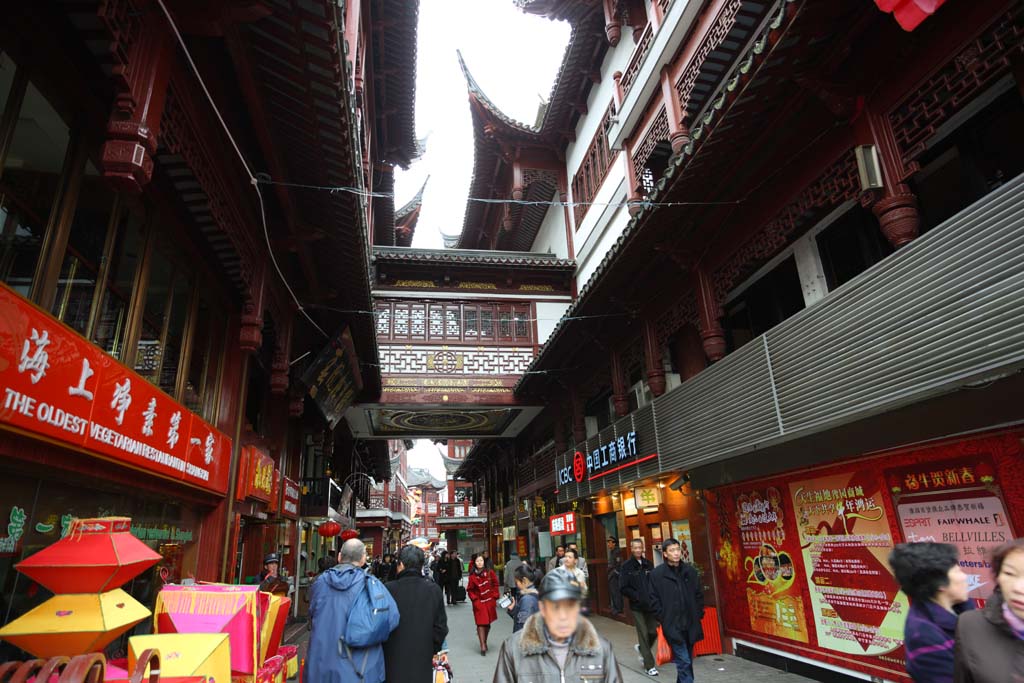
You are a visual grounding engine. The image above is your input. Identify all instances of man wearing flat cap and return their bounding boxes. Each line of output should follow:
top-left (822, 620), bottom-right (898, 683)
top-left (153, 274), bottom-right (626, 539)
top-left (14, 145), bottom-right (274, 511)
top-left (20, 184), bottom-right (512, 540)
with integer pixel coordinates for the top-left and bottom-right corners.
top-left (494, 567), bottom-right (623, 683)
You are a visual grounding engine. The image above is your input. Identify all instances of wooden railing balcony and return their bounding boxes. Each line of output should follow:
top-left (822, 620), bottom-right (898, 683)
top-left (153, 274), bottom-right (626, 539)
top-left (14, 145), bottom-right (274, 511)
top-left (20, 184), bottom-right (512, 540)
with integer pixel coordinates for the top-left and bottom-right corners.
top-left (436, 502), bottom-right (487, 522)
top-left (620, 0), bottom-right (777, 211)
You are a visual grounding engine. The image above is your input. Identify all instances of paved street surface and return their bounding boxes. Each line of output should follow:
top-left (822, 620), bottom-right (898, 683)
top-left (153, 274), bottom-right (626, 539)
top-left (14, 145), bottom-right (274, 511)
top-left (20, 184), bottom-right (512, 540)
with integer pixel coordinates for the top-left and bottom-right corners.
top-left (285, 595), bottom-right (815, 682)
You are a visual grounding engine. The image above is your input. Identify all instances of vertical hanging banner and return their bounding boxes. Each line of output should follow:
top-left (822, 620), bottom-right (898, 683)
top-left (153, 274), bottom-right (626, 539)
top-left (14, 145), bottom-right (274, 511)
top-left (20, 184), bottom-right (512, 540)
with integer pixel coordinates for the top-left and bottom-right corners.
top-left (301, 326), bottom-right (363, 429)
top-left (789, 471), bottom-right (908, 656)
top-left (734, 487), bottom-right (808, 643)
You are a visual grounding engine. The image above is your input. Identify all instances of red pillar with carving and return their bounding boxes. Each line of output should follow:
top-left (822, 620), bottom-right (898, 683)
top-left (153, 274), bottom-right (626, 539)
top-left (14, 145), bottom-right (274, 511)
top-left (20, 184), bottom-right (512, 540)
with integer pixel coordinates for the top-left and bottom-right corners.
top-left (865, 109), bottom-right (922, 247)
top-left (603, 0), bottom-right (622, 45)
top-left (610, 349), bottom-right (630, 417)
top-left (661, 66), bottom-right (690, 155)
top-left (695, 268), bottom-right (726, 362)
top-left (270, 319), bottom-right (292, 396)
top-left (240, 267), bottom-right (266, 353)
top-left (569, 388), bottom-right (586, 445)
top-left (642, 319), bottom-right (666, 397)
top-left (98, 0), bottom-right (173, 194)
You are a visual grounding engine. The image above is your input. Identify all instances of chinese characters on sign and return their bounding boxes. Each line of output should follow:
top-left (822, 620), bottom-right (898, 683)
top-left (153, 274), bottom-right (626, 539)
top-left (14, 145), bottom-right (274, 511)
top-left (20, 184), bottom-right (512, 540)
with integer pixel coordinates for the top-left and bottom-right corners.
top-left (634, 486), bottom-right (660, 510)
top-left (301, 327), bottom-right (363, 429)
top-left (282, 478), bottom-right (301, 519)
top-left (549, 512), bottom-right (577, 536)
top-left (789, 473), bottom-right (907, 656)
top-left (733, 488), bottom-right (809, 643)
top-left (557, 431), bottom-right (652, 487)
top-left (0, 285), bottom-right (231, 494)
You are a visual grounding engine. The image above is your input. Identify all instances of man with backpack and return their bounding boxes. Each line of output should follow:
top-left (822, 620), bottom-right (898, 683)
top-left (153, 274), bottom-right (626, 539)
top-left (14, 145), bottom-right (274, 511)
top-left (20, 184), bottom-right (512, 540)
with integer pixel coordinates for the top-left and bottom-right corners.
top-left (620, 538), bottom-right (660, 677)
top-left (306, 538), bottom-right (400, 683)
top-left (383, 545), bottom-right (448, 683)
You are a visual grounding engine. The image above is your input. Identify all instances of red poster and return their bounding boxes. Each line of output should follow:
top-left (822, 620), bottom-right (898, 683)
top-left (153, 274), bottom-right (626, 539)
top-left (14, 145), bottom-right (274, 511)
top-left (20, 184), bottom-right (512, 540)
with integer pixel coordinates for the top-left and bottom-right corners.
top-left (0, 283), bottom-right (230, 495)
top-left (789, 471), bottom-right (907, 656)
top-left (729, 488), bottom-right (809, 643)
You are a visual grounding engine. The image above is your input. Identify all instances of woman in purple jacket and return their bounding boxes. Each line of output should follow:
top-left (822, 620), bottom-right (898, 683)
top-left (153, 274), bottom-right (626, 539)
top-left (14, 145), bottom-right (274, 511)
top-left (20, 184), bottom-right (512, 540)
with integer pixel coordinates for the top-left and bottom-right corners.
top-left (889, 542), bottom-right (974, 683)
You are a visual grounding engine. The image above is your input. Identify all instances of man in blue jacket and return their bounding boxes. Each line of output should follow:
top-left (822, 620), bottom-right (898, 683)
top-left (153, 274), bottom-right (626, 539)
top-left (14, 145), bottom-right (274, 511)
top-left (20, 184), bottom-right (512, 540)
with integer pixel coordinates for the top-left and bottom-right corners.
top-left (306, 538), bottom-right (398, 683)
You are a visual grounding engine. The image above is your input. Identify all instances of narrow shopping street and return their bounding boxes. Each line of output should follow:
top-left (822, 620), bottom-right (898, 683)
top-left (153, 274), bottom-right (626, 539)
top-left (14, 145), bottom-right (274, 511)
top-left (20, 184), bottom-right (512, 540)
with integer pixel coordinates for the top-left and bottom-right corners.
top-left (285, 592), bottom-right (814, 683)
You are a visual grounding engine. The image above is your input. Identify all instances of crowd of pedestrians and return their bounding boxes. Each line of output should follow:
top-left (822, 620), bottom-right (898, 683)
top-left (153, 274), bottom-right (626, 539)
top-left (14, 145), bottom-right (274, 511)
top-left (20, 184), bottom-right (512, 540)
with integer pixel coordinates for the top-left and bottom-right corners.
top-left (304, 534), bottom-right (1024, 683)
top-left (891, 538), bottom-right (1024, 683)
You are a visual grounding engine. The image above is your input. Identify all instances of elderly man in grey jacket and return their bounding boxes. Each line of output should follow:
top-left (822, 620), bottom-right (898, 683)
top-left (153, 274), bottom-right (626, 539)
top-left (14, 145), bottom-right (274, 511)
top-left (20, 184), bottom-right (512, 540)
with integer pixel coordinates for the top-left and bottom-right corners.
top-left (494, 568), bottom-right (623, 683)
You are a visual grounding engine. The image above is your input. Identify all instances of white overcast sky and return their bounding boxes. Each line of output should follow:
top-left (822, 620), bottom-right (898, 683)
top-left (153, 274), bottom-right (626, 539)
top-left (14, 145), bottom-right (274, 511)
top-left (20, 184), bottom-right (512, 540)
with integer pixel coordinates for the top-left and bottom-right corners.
top-left (396, 1), bottom-right (570, 479)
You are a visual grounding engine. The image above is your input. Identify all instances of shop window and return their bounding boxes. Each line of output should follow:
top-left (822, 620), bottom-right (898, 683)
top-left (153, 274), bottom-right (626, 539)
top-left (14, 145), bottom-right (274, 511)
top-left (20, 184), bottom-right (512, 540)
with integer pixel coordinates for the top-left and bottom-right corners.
top-left (0, 58), bottom-right (72, 298)
top-left (816, 206), bottom-right (893, 291)
top-left (182, 290), bottom-right (226, 420)
top-left (91, 206), bottom-right (146, 360)
top-left (911, 88), bottom-right (1024, 234)
top-left (51, 162), bottom-right (119, 334)
top-left (134, 232), bottom-right (194, 396)
top-left (724, 256), bottom-right (804, 351)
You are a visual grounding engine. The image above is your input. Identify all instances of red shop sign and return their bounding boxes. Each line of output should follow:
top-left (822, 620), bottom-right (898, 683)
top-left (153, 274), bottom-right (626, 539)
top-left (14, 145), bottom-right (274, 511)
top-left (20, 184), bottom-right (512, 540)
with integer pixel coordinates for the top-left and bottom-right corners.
top-left (0, 284), bottom-right (230, 495)
top-left (281, 477), bottom-right (301, 520)
top-left (235, 446), bottom-right (274, 503)
top-left (550, 511), bottom-right (577, 536)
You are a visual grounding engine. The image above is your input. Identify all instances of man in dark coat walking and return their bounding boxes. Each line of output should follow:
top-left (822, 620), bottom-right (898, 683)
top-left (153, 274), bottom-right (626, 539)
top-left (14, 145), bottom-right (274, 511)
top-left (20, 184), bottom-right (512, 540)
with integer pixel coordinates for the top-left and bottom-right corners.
top-left (620, 538), bottom-right (659, 675)
top-left (383, 545), bottom-right (449, 683)
top-left (649, 539), bottom-right (704, 683)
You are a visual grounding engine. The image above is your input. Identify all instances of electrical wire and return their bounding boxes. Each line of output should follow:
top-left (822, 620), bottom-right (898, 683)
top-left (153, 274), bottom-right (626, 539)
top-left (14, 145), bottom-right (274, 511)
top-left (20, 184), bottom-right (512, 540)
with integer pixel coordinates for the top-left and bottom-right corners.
top-left (255, 177), bottom-right (740, 210)
top-left (156, 0), bottom-right (331, 339)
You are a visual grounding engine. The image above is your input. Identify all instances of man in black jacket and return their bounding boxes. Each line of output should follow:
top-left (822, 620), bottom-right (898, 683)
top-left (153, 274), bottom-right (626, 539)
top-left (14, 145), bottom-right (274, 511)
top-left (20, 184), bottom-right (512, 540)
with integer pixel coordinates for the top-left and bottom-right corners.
top-left (649, 539), bottom-right (704, 683)
top-left (383, 545), bottom-right (449, 683)
top-left (619, 538), bottom-right (659, 676)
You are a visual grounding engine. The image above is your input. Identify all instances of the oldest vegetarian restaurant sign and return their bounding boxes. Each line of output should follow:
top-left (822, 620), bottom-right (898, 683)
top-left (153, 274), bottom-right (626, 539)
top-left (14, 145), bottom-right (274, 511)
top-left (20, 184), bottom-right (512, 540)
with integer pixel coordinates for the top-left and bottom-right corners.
top-left (0, 283), bottom-right (231, 495)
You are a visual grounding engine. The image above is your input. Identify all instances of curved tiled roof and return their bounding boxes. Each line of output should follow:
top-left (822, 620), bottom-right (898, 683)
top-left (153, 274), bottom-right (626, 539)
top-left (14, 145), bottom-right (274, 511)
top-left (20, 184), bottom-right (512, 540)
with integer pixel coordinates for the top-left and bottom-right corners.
top-left (395, 176), bottom-right (428, 248)
top-left (514, 0), bottom-right (807, 395)
top-left (373, 246), bottom-right (576, 270)
top-left (371, 0), bottom-right (421, 168)
top-left (455, 5), bottom-right (607, 250)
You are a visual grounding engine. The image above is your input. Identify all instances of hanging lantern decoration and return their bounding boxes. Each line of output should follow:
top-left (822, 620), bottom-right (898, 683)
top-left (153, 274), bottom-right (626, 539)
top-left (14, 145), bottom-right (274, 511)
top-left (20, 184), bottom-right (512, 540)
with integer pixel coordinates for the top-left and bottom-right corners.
top-left (340, 529), bottom-right (359, 542)
top-left (318, 520), bottom-right (341, 538)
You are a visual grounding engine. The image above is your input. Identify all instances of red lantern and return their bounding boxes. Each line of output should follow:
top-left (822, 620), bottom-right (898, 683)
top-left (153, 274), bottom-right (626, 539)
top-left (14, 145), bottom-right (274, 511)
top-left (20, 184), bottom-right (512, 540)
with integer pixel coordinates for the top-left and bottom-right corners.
top-left (340, 529), bottom-right (359, 542)
top-left (318, 520), bottom-right (341, 538)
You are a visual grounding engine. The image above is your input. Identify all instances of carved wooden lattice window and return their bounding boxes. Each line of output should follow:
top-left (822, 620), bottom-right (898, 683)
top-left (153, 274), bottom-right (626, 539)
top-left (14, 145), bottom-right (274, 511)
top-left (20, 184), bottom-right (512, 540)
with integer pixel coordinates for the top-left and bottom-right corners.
top-left (631, 107), bottom-right (671, 198)
top-left (374, 301), bottom-right (532, 344)
top-left (571, 101), bottom-right (617, 227)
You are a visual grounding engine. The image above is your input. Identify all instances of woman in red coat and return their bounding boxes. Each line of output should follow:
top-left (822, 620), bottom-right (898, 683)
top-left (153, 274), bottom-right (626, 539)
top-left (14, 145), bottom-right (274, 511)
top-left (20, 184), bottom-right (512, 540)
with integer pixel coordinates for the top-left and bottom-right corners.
top-left (466, 554), bottom-right (500, 654)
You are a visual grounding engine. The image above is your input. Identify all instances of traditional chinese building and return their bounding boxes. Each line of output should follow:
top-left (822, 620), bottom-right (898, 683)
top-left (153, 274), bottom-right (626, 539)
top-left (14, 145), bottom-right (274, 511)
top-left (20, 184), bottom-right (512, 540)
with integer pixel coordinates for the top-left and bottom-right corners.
top-left (0, 0), bottom-right (417, 649)
top-left (436, 439), bottom-right (488, 558)
top-left (451, 1), bottom-right (1024, 681)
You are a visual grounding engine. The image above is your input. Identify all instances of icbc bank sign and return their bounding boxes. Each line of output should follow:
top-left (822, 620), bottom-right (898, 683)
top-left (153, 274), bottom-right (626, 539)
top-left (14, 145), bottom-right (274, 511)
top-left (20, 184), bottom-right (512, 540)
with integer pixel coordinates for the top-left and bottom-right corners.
top-left (557, 431), bottom-right (649, 487)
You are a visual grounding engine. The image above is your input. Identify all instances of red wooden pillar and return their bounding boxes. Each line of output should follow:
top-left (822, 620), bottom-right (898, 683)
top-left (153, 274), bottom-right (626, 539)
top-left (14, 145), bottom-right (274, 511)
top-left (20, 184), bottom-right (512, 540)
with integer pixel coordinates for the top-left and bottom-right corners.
top-left (98, 0), bottom-right (173, 194)
top-left (624, 136), bottom-right (644, 216)
top-left (661, 66), bottom-right (690, 154)
top-left (553, 401), bottom-right (568, 454)
top-left (569, 388), bottom-right (586, 444)
top-left (695, 268), bottom-right (726, 362)
top-left (672, 324), bottom-right (706, 380)
top-left (239, 265), bottom-right (266, 353)
top-left (610, 348), bottom-right (630, 417)
top-left (642, 319), bottom-right (666, 397)
top-left (865, 108), bottom-right (922, 247)
top-left (603, 0), bottom-right (622, 45)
